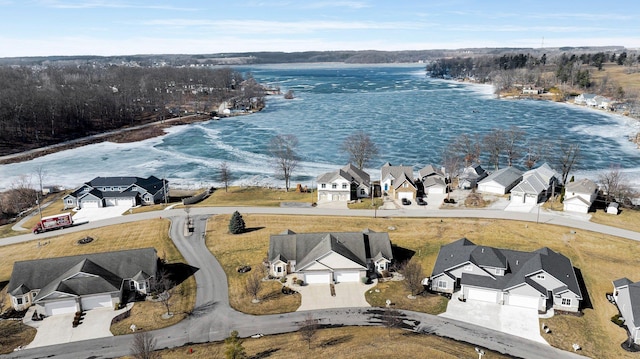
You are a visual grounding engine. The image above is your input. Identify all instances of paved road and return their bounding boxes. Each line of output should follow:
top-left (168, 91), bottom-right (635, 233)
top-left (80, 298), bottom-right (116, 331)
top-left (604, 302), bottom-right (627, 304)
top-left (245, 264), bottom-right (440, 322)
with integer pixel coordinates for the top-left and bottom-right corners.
top-left (4, 210), bottom-right (595, 358)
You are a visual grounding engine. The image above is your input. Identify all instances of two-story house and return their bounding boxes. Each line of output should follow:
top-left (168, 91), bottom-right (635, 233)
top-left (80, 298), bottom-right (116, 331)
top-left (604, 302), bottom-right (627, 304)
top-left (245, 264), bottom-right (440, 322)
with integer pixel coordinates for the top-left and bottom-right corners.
top-left (316, 164), bottom-right (370, 202)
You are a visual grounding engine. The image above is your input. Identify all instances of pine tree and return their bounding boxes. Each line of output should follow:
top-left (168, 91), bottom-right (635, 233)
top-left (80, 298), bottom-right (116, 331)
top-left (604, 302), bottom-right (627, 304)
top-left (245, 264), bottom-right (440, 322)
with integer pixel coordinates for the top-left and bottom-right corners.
top-left (229, 211), bottom-right (246, 234)
top-left (224, 330), bottom-right (246, 359)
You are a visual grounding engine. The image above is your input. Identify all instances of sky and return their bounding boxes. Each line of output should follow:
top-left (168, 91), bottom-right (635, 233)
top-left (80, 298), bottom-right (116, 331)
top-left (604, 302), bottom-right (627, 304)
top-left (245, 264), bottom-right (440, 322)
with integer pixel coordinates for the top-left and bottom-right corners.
top-left (0, 0), bottom-right (639, 57)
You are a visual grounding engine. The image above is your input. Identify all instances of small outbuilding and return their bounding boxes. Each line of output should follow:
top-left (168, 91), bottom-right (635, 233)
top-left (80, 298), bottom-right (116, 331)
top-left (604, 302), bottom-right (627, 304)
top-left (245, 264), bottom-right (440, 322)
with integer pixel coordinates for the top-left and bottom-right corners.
top-left (607, 202), bottom-right (620, 215)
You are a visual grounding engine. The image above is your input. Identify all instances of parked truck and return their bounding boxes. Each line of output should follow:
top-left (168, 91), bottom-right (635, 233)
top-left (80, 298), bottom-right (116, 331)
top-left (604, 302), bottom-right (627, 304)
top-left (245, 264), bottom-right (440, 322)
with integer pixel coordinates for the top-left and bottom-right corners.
top-left (32, 213), bottom-right (74, 234)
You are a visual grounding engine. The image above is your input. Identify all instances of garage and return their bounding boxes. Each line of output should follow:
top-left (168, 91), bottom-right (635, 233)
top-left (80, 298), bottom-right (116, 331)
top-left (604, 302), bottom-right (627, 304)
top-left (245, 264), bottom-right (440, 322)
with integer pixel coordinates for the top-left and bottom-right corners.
top-left (334, 271), bottom-right (361, 283)
top-left (507, 294), bottom-right (540, 309)
top-left (397, 192), bottom-right (413, 200)
top-left (81, 199), bottom-right (100, 208)
top-left (45, 299), bottom-right (77, 316)
top-left (304, 272), bottom-right (331, 284)
top-left (466, 287), bottom-right (498, 303)
top-left (81, 294), bottom-right (114, 310)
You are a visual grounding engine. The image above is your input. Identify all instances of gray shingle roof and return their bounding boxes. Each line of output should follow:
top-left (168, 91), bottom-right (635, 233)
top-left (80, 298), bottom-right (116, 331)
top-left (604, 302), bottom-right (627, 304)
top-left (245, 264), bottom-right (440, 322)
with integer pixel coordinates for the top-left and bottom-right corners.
top-left (565, 178), bottom-right (598, 194)
top-left (381, 163), bottom-right (414, 183)
top-left (316, 163), bottom-right (370, 187)
top-left (479, 166), bottom-right (523, 187)
top-left (419, 164), bottom-right (444, 180)
top-left (511, 172), bottom-right (547, 195)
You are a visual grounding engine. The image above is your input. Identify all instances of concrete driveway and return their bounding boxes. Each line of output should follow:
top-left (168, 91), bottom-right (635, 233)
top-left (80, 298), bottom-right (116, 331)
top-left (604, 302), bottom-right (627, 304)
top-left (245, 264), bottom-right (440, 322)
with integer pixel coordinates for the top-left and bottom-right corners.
top-left (71, 205), bottom-right (130, 223)
top-left (439, 293), bottom-right (548, 344)
top-left (296, 281), bottom-right (375, 311)
top-left (25, 305), bottom-right (131, 349)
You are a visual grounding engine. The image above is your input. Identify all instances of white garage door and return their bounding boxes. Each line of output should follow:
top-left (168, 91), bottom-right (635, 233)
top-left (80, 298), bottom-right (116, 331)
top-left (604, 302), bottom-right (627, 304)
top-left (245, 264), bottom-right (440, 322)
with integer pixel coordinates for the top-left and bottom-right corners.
top-left (45, 299), bottom-right (77, 316)
top-left (81, 294), bottom-right (113, 310)
top-left (334, 271), bottom-right (360, 283)
top-left (305, 272), bottom-right (331, 284)
top-left (82, 200), bottom-right (100, 208)
top-left (467, 287), bottom-right (498, 303)
top-left (106, 198), bottom-right (118, 206)
top-left (331, 194), bottom-right (339, 201)
top-left (508, 294), bottom-right (540, 309)
top-left (397, 192), bottom-right (413, 200)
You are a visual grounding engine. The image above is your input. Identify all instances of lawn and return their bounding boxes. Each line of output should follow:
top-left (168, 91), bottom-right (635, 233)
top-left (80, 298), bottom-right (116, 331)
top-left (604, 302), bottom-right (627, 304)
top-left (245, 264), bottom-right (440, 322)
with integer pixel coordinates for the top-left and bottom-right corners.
top-left (347, 197), bottom-right (383, 210)
top-left (205, 213), bottom-right (640, 359)
top-left (590, 207), bottom-right (640, 233)
top-left (0, 218), bottom-right (196, 339)
top-left (131, 326), bottom-right (512, 359)
top-left (197, 186), bottom-right (315, 207)
top-left (0, 320), bottom-right (36, 354)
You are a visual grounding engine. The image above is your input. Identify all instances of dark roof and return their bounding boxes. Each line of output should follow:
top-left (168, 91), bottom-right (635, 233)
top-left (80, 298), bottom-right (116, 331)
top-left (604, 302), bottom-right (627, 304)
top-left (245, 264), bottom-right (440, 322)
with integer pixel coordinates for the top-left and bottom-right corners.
top-left (381, 164), bottom-right (414, 182)
top-left (614, 277), bottom-right (633, 288)
top-left (433, 239), bottom-right (581, 298)
top-left (89, 176), bottom-right (139, 187)
top-left (268, 230), bottom-right (393, 269)
top-left (316, 164), bottom-right (370, 187)
top-left (8, 248), bottom-right (157, 300)
top-left (479, 166), bottom-right (523, 187)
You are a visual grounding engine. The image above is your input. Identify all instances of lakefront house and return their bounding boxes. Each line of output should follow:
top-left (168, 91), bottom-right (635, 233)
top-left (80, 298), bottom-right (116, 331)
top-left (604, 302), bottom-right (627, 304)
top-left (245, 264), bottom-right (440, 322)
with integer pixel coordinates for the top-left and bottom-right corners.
top-left (63, 176), bottom-right (168, 209)
top-left (316, 164), bottom-right (370, 202)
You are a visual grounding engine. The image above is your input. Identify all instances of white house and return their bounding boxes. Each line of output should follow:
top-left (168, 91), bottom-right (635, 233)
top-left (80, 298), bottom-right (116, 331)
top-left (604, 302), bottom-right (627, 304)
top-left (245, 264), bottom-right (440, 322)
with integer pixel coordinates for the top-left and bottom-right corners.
top-left (613, 278), bottom-right (640, 344)
top-left (316, 164), bottom-right (370, 202)
top-left (458, 163), bottom-right (487, 190)
top-left (510, 163), bottom-right (560, 204)
top-left (429, 238), bottom-right (583, 313)
top-left (477, 167), bottom-right (523, 195)
top-left (574, 93), bottom-right (596, 105)
top-left (63, 176), bottom-right (168, 209)
top-left (419, 164), bottom-right (448, 194)
top-left (563, 178), bottom-right (598, 214)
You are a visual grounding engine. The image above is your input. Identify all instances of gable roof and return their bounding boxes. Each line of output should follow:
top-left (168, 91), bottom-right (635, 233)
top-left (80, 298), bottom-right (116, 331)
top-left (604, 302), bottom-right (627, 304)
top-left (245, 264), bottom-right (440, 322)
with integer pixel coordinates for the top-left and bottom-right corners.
top-left (460, 163), bottom-right (486, 178)
top-left (393, 173), bottom-right (417, 190)
top-left (268, 230), bottom-right (393, 271)
top-left (479, 167), bottom-right (523, 187)
top-left (7, 248), bottom-right (157, 299)
top-left (419, 164), bottom-right (444, 179)
top-left (511, 172), bottom-right (547, 195)
top-left (613, 279), bottom-right (640, 331)
top-left (432, 239), bottom-right (582, 298)
top-left (524, 163), bottom-right (559, 185)
top-left (565, 178), bottom-right (598, 194)
top-left (422, 176), bottom-right (446, 188)
top-left (381, 163), bottom-right (414, 182)
top-left (316, 164), bottom-right (370, 187)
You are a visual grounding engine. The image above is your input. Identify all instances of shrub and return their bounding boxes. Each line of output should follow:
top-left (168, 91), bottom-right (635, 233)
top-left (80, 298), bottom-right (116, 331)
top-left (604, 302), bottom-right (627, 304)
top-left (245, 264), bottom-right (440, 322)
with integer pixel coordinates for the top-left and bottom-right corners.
top-left (280, 277), bottom-right (287, 283)
top-left (296, 279), bottom-right (304, 286)
top-left (228, 211), bottom-right (246, 234)
top-left (612, 314), bottom-right (625, 327)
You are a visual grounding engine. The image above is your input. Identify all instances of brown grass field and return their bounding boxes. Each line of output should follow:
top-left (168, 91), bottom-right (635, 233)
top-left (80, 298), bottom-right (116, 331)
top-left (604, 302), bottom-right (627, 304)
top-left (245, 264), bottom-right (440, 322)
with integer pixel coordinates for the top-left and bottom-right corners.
top-left (591, 63), bottom-right (640, 97)
top-left (122, 326), bottom-right (512, 359)
top-left (197, 186), bottom-right (315, 207)
top-left (206, 213), bottom-right (640, 359)
top-left (0, 320), bottom-right (36, 354)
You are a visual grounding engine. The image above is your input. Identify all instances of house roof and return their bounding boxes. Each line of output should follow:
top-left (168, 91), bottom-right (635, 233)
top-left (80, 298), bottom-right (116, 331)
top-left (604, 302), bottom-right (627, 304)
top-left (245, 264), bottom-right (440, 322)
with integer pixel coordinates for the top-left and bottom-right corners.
top-left (511, 172), bottom-right (547, 195)
top-left (460, 163), bottom-right (487, 180)
top-left (268, 230), bottom-right (393, 271)
top-left (381, 163), bottom-right (414, 183)
top-left (614, 277), bottom-right (633, 288)
top-left (7, 248), bottom-right (157, 300)
top-left (422, 176), bottom-right (447, 188)
top-left (613, 279), bottom-right (640, 331)
top-left (418, 164), bottom-right (444, 179)
top-left (432, 239), bottom-right (582, 298)
top-left (393, 173), bottom-right (417, 190)
top-left (523, 162), bottom-right (559, 185)
top-left (479, 167), bottom-right (523, 188)
top-left (563, 195), bottom-right (592, 206)
top-left (565, 178), bottom-right (598, 194)
top-left (316, 163), bottom-right (370, 187)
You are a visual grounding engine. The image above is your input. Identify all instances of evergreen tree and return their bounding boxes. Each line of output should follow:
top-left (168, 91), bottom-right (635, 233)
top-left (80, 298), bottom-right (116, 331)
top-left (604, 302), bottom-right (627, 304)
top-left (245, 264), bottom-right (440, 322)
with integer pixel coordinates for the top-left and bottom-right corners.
top-left (224, 330), bottom-right (246, 359)
top-left (229, 211), bottom-right (246, 234)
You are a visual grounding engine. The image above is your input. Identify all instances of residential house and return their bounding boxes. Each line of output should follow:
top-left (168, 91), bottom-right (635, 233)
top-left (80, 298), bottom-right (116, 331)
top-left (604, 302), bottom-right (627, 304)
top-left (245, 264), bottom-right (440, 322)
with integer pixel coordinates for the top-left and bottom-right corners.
top-left (63, 176), bottom-right (168, 209)
top-left (429, 238), bottom-right (582, 313)
top-left (563, 178), bottom-right (599, 214)
top-left (458, 163), bottom-right (487, 190)
top-left (574, 93), bottom-right (597, 105)
top-left (522, 85), bottom-right (543, 95)
top-left (7, 248), bottom-right (158, 316)
top-left (477, 167), bottom-right (524, 195)
top-left (418, 165), bottom-right (448, 195)
top-left (510, 163), bottom-right (560, 204)
top-left (613, 278), bottom-right (640, 344)
top-left (316, 164), bottom-right (370, 202)
top-left (380, 163), bottom-right (416, 201)
top-left (268, 229), bottom-right (393, 284)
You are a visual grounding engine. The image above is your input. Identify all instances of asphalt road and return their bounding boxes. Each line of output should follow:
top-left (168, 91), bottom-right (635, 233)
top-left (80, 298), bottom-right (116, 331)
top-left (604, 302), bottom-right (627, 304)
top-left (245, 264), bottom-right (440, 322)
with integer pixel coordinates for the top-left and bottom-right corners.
top-left (3, 206), bottom-right (622, 358)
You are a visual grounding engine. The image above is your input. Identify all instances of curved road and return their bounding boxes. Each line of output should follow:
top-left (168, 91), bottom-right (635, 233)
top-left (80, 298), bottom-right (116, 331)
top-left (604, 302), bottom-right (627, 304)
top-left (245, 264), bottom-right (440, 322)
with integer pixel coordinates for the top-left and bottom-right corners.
top-left (4, 206), bottom-right (626, 358)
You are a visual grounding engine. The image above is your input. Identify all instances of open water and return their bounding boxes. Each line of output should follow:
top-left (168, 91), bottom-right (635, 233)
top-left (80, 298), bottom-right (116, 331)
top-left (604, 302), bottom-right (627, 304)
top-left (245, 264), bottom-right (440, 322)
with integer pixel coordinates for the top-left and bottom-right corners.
top-left (1, 63), bottom-right (640, 191)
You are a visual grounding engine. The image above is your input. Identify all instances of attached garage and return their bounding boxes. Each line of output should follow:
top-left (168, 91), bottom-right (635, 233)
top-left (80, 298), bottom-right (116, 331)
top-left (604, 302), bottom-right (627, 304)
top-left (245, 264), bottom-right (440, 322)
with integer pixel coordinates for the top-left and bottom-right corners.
top-left (304, 272), bottom-right (331, 284)
top-left (45, 299), bottom-right (77, 316)
top-left (507, 294), bottom-right (540, 309)
top-left (466, 287), bottom-right (499, 303)
top-left (334, 271), bottom-right (361, 283)
top-left (81, 199), bottom-right (101, 208)
top-left (397, 192), bottom-right (413, 200)
top-left (81, 294), bottom-right (114, 310)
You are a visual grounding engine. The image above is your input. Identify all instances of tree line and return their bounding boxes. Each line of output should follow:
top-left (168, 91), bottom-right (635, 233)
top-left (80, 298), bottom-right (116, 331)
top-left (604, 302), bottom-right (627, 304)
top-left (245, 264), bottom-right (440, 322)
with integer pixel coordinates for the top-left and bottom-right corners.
top-left (0, 65), bottom-right (265, 156)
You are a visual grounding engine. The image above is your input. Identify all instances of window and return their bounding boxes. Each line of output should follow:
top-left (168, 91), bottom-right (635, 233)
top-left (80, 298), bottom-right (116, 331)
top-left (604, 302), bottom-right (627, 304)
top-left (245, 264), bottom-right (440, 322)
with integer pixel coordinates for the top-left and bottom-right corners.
top-left (332, 184), bottom-right (337, 189)
top-left (403, 183), bottom-right (408, 188)
top-left (536, 274), bottom-right (545, 280)
top-left (16, 297), bottom-right (23, 305)
top-left (437, 280), bottom-right (447, 289)
top-left (321, 184), bottom-right (326, 189)
top-left (139, 282), bottom-right (145, 290)
top-left (276, 266), bottom-right (282, 273)
top-left (561, 298), bottom-right (571, 306)
top-left (464, 265), bottom-right (473, 271)
top-left (342, 183), bottom-right (347, 189)
top-left (360, 189), bottom-right (366, 195)
top-left (129, 281), bottom-right (135, 290)
top-left (494, 268), bottom-right (502, 275)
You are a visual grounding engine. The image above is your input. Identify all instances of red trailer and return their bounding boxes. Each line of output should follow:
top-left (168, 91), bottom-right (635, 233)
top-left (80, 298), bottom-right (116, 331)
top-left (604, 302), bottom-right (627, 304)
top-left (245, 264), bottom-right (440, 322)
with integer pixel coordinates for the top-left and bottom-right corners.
top-left (32, 213), bottom-right (74, 234)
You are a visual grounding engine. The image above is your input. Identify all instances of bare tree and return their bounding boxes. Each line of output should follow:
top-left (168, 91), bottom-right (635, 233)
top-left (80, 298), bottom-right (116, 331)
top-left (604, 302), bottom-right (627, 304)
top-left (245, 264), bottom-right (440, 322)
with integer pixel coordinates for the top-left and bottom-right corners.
top-left (341, 131), bottom-right (379, 169)
top-left (503, 126), bottom-right (525, 167)
top-left (268, 134), bottom-right (300, 191)
top-left (599, 165), bottom-right (638, 206)
top-left (381, 307), bottom-right (402, 337)
top-left (483, 128), bottom-right (505, 170)
top-left (450, 134), bottom-right (481, 167)
top-left (219, 161), bottom-right (232, 192)
top-left (402, 259), bottom-right (424, 296)
top-left (34, 165), bottom-right (46, 196)
top-left (152, 269), bottom-right (175, 316)
top-left (557, 143), bottom-right (581, 185)
top-left (298, 313), bottom-right (319, 349)
top-left (524, 139), bottom-right (548, 170)
top-left (244, 271), bottom-right (262, 302)
top-left (130, 331), bottom-right (158, 359)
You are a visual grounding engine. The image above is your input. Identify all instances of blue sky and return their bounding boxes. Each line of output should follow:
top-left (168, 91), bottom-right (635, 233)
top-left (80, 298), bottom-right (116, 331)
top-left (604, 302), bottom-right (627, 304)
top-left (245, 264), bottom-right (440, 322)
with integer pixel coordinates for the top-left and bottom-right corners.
top-left (1, 0), bottom-right (639, 57)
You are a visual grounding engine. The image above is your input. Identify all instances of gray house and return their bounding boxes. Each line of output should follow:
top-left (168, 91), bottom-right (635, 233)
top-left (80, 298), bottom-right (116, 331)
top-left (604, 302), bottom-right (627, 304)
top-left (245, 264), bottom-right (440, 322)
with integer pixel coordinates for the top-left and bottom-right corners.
top-left (7, 248), bottom-right (158, 316)
top-left (613, 278), bottom-right (640, 344)
top-left (477, 167), bottom-right (524, 195)
top-left (268, 229), bottom-right (393, 284)
top-left (429, 238), bottom-right (582, 313)
top-left (63, 176), bottom-right (168, 209)
top-left (510, 163), bottom-right (560, 204)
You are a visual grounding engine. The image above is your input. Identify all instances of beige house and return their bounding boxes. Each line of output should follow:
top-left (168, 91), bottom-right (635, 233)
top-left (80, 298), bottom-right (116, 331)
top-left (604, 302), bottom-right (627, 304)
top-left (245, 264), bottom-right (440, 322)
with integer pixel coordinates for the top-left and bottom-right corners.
top-left (380, 163), bottom-right (416, 200)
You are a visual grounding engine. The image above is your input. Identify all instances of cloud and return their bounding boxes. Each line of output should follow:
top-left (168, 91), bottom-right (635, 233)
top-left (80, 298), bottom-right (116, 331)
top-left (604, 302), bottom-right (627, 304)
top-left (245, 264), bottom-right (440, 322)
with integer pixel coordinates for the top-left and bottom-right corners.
top-left (37, 0), bottom-right (197, 11)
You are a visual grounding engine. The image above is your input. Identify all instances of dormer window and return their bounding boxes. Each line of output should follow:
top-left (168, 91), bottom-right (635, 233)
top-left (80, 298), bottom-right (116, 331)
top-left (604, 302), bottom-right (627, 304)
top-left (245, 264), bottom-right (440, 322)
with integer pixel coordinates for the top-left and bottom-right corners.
top-left (403, 183), bottom-right (408, 188)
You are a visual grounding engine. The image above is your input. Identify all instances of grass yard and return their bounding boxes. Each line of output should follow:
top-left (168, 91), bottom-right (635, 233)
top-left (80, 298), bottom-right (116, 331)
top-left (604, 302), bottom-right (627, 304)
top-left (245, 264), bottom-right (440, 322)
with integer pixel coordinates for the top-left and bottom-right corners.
top-left (198, 186), bottom-right (315, 207)
top-left (365, 280), bottom-right (449, 314)
top-left (347, 197), bottom-right (383, 210)
top-left (0, 320), bottom-right (36, 354)
top-left (590, 208), bottom-right (640, 233)
top-left (205, 213), bottom-right (640, 359)
top-left (128, 326), bottom-right (512, 359)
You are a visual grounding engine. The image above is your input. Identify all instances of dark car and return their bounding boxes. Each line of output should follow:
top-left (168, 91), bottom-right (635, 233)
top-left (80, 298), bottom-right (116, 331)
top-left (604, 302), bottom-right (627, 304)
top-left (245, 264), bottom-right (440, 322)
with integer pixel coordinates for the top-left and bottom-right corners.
top-left (401, 198), bottom-right (411, 205)
top-left (416, 197), bottom-right (427, 206)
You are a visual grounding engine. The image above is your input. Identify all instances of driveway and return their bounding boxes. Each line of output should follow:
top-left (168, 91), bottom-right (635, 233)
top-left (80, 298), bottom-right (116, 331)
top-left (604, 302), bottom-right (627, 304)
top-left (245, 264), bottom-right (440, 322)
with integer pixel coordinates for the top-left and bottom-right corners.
top-left (439, 292), bottom-right (548, 344)
top-left (296, 281), bottom-right (375, 311)
top-left (25, 305), bottom-right (131, 349)
top-left (71, 205), bottom-right (130, 223)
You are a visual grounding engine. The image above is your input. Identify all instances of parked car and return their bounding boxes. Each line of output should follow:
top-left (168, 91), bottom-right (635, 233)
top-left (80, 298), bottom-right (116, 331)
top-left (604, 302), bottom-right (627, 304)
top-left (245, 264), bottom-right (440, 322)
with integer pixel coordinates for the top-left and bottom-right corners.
top-left (401, 198), bottom-right (411, 205)
top-left (416, 197), bottom-right (427, 206)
